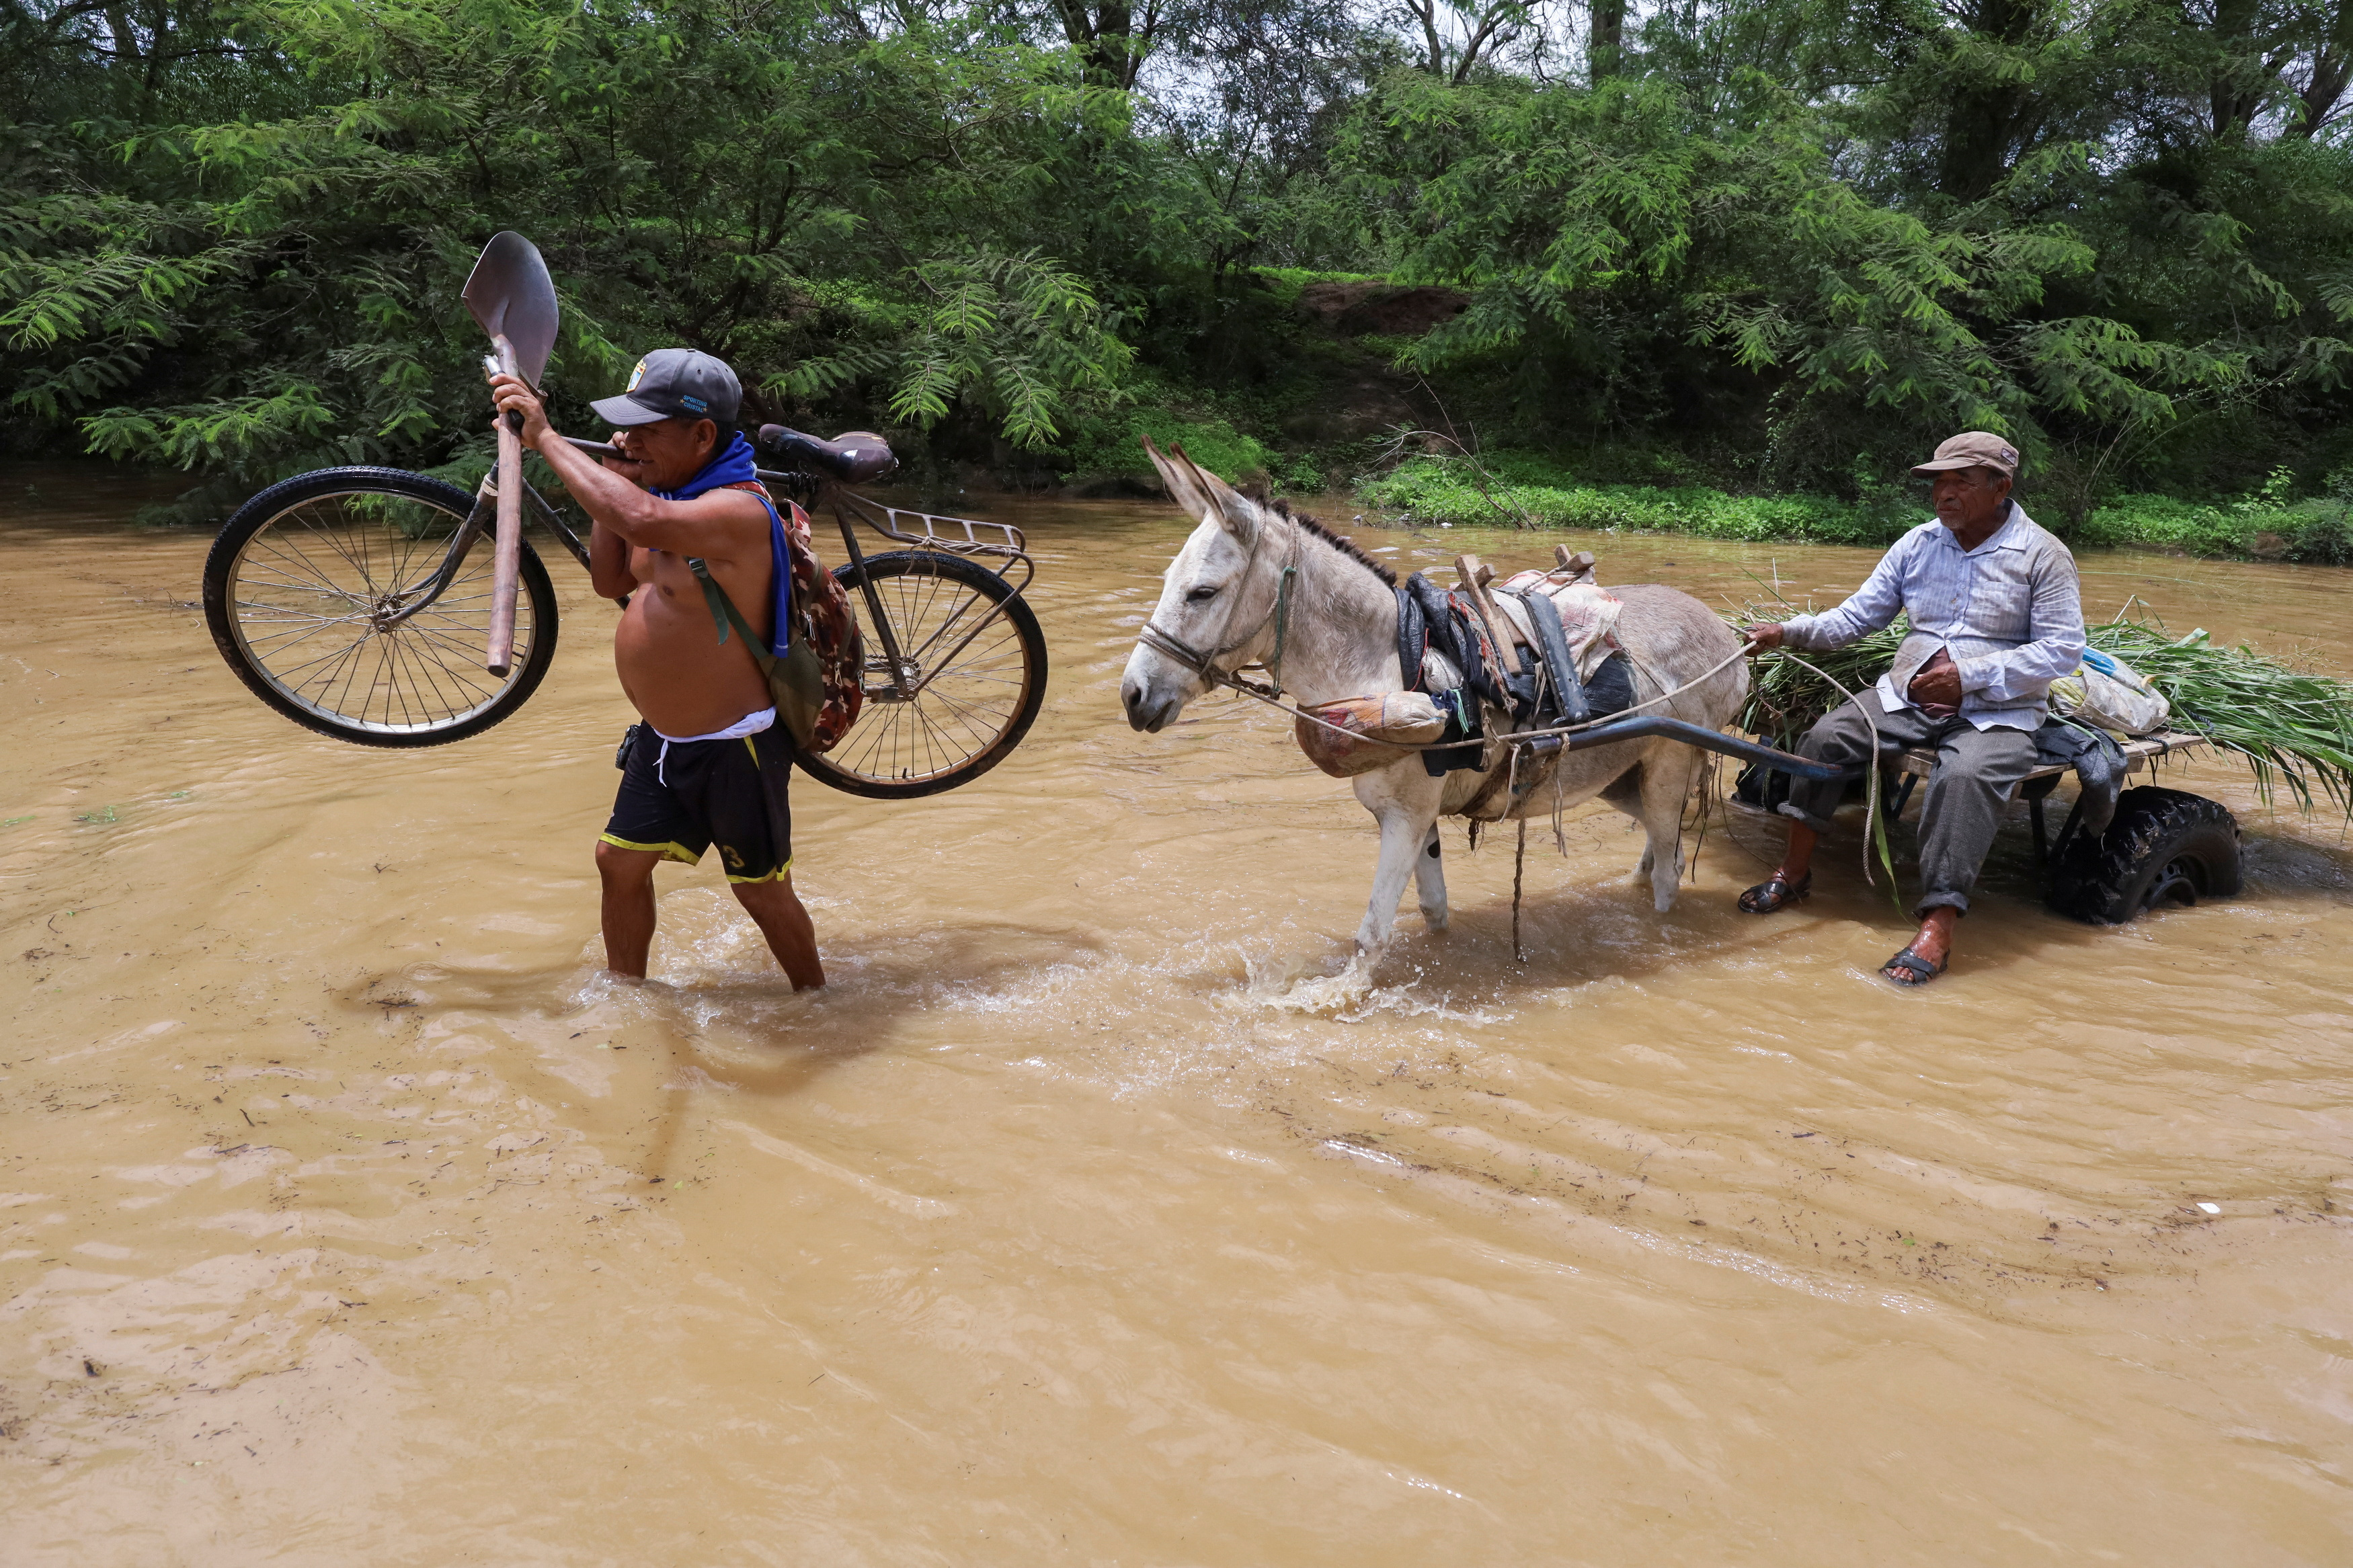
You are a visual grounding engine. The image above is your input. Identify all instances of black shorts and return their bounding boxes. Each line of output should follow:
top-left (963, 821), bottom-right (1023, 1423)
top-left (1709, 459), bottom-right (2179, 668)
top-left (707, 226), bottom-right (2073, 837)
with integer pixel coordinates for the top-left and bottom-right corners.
top-left (600, 720), bottom-right (795, 883)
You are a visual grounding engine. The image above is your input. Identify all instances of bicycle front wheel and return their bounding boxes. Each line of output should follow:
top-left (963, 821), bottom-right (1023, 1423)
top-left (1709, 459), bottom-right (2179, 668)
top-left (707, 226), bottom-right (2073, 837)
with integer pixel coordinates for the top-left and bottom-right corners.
top-left (795, 549), bottom-right (1047, 799)
top-left (202, 466), bottom-right (559, 747)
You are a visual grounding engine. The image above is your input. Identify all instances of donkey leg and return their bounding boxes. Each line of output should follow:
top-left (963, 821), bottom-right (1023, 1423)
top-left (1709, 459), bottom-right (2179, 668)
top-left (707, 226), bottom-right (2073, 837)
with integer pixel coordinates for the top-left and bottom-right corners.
top-left (1413, 825), bottom-right (1449, 933)
top-left (1635, 747), bottom-right (1703, 913)
top-left (1598, 765), bottom-right (1654, 877)
top-left (1353, 770), bottom-right (1442, 952)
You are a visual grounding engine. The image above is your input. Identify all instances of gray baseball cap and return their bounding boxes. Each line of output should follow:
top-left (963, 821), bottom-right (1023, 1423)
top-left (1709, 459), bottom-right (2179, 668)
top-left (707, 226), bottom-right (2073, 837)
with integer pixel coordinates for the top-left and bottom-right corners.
top-left (590, 348), bottom-right (742, 428)
top-left (1911, 431), bottom-right (2020, 477)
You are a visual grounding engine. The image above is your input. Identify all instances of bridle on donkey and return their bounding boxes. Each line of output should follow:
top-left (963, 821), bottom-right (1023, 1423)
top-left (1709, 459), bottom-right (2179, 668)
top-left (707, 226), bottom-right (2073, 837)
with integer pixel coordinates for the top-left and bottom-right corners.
top-left (1136, 513), bottom-right (1303, 700)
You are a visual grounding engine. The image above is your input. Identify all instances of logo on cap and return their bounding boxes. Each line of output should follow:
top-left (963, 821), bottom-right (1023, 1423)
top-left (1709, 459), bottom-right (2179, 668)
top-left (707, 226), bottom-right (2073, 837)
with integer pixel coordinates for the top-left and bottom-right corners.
top-left (625, 359), bottom-right (648, 393)
top-left (680, 395), bottom-right (707, 413)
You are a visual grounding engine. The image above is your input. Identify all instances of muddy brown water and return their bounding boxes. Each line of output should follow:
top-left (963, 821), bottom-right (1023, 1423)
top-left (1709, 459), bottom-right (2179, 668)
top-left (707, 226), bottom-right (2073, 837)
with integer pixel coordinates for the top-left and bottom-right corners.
top-left (4, 466), bottom-right (2351, 1565)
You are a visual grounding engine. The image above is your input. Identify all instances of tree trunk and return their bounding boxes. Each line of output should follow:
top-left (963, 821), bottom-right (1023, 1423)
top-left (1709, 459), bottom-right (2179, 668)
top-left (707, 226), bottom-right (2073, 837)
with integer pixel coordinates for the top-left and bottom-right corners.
top-left (1589, 0), bottom-right (1624, 82)
top-left (2292, 1), bottom-right (2353, 136)
top-left (1936, 0), bottom-right (2045, 202)
top-left (1052, 0), bottom-right (1150, 89)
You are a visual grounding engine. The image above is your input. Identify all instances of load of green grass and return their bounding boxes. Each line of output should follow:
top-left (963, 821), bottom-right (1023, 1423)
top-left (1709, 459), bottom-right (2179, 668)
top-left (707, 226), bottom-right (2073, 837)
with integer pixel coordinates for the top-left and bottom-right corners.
top-left (1732, 610), bottom-right (2353, 815)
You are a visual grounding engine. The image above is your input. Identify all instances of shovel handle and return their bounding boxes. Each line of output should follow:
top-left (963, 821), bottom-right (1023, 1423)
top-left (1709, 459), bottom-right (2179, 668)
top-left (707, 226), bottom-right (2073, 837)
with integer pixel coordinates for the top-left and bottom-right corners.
top-left (486, 337), bottom-right (523, 676)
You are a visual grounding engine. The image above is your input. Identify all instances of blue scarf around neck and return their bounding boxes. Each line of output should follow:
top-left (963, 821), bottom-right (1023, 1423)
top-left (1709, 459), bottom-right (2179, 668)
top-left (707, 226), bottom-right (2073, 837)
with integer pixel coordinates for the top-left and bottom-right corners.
top-left (649, 431), bottom-right (791, 657)
top-left (651, 430), bottom-right (760, 501)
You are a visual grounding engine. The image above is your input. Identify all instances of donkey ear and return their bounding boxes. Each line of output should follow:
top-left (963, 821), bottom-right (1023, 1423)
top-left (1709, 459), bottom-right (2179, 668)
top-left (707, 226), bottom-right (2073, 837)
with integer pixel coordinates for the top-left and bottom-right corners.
top-left (1166, 442), bottom-right (1259, 546)
top-left (1143, 436), bottom-right (1216, 524)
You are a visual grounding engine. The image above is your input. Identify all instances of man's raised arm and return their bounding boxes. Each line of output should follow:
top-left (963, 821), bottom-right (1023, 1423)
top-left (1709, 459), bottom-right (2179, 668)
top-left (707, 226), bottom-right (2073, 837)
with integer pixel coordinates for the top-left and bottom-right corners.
top-left (489, 374), bottom-right (768, 561)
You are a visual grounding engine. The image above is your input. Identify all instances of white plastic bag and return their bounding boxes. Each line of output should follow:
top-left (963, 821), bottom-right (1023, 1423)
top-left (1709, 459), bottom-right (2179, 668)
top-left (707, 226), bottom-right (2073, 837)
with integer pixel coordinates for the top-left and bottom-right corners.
top-left (1496, 572), bottom-right (1624, 679)
top-left (2049, 647), bottom-right (2169, 737)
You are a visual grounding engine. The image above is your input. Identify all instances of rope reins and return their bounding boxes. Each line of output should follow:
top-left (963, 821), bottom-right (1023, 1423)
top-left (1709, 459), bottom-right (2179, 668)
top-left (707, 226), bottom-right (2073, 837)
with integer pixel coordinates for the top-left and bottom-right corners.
top-left (1133, 525), bottom-right (1890, 958)
top-left (1180, 630), bottom-right (1755, 755)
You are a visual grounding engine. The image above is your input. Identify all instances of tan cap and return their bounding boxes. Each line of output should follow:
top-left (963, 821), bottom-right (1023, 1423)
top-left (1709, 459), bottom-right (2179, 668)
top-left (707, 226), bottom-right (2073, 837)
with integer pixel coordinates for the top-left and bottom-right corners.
top-left (1911, 431), bottom-right (2020, 478)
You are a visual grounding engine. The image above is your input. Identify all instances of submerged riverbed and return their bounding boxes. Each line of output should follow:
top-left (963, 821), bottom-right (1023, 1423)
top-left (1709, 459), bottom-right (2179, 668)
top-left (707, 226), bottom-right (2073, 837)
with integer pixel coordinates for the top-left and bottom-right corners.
top-left (5, 472), bottom-right (2351, 1565)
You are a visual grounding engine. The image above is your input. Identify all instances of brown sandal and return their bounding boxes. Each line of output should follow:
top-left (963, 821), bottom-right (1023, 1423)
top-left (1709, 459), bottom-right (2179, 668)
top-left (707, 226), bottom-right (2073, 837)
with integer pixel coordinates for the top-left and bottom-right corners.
top-left (1737, 872), bottom-right (1811, 914)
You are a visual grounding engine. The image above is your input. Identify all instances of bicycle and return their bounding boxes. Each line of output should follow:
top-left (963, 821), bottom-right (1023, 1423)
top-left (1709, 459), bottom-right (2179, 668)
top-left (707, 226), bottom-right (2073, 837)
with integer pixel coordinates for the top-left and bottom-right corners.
top-left (200, 425), bottom-right (1049, 799)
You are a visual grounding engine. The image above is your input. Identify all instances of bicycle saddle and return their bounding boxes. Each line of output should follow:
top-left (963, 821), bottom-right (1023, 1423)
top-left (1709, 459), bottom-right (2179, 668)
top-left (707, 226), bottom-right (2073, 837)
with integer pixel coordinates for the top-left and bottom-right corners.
top-left (757, 425), bottom-right (896, 483)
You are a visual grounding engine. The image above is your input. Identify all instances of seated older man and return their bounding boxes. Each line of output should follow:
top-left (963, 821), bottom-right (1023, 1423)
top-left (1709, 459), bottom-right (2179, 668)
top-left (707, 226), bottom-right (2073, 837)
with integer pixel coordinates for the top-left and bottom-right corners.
top-left (1740, 432), bottom-right (2086, 985)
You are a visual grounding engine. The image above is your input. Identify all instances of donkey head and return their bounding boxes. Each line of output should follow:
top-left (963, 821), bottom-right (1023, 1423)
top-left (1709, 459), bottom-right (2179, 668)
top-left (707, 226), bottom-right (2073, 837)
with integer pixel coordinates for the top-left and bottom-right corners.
top-left (1121, 438), bottom-right (1283, 733)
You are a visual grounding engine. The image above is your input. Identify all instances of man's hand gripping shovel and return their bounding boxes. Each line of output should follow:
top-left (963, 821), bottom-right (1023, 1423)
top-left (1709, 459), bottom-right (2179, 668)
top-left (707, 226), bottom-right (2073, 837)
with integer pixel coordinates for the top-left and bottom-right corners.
top-left (461, 232), bottom-right (559, 676)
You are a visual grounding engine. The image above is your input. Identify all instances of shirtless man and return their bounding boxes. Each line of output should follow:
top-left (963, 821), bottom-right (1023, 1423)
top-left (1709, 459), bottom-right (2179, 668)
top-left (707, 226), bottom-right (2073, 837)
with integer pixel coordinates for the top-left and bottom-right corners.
top-left (491, 349), bottom-right (824, 989)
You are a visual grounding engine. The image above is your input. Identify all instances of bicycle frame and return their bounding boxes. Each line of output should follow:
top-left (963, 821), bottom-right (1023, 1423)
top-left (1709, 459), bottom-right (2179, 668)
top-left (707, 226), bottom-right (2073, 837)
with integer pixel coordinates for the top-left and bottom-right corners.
top-left (374, 479), bottom-right (590, 633)
top-left (379, 442), bottom-right (1034, 711)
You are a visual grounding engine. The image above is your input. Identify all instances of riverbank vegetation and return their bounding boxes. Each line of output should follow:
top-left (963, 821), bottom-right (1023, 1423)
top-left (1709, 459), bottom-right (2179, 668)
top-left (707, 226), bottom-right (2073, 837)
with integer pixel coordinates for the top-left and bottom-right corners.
top-left (1363, 454), bottom-right (2353, 563)
top-left (7, 0), bottom-right (2353, 534)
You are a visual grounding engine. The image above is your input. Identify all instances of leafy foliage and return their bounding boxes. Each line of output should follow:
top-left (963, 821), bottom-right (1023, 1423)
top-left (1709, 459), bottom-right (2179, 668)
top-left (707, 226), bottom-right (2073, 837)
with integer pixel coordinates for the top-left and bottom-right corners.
top-left (6, 0), bottom-right (2353, 516)
top-left (875, 251), bottom-right (1132, 449)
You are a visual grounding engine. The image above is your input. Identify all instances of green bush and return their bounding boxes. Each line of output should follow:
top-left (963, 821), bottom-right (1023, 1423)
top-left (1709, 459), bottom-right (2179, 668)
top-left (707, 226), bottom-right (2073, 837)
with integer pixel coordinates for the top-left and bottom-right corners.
top-left (1060, 409), bottom-right (1302, 490)
top-left (1357, 454), bottom-right (2353, 562)
top-left (2081, 493), bottom-right (2353, 564)
top-left (1357, 456), bottom-right (1916, 547)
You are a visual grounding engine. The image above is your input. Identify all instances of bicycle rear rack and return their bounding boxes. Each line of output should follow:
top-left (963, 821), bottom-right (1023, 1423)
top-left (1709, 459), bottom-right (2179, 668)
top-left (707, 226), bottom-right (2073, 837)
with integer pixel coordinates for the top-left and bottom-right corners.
top-left (817, 488), bottom-right (1034, 605)
top-left (827, 489), bottom-right (1027, 561)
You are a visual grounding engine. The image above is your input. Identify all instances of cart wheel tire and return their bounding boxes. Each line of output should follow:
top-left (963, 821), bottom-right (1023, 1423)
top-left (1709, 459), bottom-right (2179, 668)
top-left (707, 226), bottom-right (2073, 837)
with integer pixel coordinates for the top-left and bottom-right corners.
top-left (2046, 786), bottom-right (2241, 925)
top-left (204, 466), bottom-right (560, 747)
top-left (792, 550), bottom-right (1047, 800)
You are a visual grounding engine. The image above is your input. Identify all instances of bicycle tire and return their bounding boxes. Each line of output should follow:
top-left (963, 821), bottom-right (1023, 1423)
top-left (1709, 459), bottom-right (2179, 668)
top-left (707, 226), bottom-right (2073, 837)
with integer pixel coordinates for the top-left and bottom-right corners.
top-left (795, 550), bottom-right (1047, 799)
top-left (204, 466), bottom-right (560, 747)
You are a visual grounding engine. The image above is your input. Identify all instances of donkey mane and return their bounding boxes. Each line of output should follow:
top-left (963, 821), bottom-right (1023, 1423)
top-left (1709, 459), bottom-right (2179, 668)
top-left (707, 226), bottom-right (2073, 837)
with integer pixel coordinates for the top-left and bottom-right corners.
top-left (1264, 497), bottom-right (1396, 588)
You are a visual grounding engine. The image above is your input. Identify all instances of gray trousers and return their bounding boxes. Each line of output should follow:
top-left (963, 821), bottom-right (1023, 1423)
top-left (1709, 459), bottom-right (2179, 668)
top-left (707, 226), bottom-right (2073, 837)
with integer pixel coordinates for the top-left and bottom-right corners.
top-left (1778, 688), bottom-right (2038, 917)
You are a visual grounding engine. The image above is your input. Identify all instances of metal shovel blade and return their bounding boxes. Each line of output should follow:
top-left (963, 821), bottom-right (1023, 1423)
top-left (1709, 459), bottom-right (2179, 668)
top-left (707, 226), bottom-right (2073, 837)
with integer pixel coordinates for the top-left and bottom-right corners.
top-left (461, 231), bottom-right (558, 386)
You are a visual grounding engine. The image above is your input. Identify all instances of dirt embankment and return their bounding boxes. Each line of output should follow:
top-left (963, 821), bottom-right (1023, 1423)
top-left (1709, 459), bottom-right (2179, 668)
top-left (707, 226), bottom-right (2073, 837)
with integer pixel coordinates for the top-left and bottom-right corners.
top-left (1293, 283), bottom-right (1470, 337)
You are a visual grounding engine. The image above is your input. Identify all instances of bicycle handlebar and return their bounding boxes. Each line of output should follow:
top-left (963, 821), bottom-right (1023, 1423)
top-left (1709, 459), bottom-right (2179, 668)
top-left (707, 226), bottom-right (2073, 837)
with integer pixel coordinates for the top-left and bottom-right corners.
top-left (558, 427), bottom-right (896, 484)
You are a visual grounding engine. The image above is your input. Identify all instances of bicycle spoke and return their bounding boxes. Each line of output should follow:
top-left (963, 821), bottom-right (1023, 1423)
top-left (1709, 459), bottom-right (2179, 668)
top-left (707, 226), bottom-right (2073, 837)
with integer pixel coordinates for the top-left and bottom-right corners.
top-left (229, 484), bottom-right (533, 733)
top-left (809, 560), bottom-right (1039, 784)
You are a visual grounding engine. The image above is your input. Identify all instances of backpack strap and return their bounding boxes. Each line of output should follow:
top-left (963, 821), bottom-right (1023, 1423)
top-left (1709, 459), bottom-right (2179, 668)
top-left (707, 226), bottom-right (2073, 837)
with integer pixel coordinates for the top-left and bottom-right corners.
top-left (723, 479), bottom-right (794, 657)
top-left (685, 558), bottom-right (779, 681)
top-left (682, 477), bottom-right (791, 661)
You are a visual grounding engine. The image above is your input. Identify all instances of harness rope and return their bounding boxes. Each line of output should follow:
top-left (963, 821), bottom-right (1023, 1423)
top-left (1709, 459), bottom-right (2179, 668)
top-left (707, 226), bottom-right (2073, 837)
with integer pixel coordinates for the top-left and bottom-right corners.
top-left (1776, 651), bottom-right (1897, 897)
top-left (1160, 616), bottom-right (1753, 756)
top-left (1140, 513), bottom-right (1749, 747)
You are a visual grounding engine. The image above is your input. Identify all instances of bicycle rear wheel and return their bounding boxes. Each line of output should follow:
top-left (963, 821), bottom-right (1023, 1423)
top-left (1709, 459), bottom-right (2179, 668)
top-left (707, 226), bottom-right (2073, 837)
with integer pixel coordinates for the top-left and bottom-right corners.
top-left (795, 549), bottom-right (1047, 799)
top-left (203, 466), bottom-right (559, 747)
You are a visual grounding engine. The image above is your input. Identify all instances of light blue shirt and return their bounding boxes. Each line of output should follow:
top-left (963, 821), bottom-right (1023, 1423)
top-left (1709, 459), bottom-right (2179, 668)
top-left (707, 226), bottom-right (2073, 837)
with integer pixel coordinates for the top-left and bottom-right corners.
top-left (1779, 503), bottom-right (2085, 732)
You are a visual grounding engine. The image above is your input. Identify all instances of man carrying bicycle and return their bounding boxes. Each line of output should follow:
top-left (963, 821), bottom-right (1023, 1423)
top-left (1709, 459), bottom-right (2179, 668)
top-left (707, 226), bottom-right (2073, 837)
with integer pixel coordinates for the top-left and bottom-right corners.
top-left (491, 349), bottom-right (824, 990)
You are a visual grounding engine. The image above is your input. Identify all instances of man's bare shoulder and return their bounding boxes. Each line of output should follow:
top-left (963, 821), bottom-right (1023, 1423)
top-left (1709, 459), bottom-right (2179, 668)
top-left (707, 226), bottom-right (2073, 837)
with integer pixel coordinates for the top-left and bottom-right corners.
top-left (655, 485), bottom-right (774, 561)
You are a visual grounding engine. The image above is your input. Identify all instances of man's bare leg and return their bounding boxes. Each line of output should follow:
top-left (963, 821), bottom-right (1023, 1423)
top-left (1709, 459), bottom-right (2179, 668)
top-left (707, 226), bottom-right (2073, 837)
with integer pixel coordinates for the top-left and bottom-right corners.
top-left (1775, 821), bottom-right (1819, 884)
top-left (1739, 818), bottom-right (1821, 913)
top-left (731, 873), bottom-right (825, 990)
top-left (596, 842), bottom-right (664, 979)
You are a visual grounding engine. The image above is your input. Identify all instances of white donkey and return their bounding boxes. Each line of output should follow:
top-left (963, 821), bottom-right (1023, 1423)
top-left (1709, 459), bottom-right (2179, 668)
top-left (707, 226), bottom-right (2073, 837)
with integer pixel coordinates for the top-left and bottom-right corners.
top-left (1120, 442), bottom-right (1749, 951)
